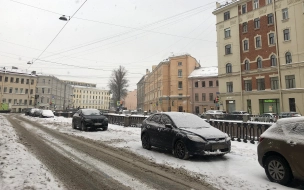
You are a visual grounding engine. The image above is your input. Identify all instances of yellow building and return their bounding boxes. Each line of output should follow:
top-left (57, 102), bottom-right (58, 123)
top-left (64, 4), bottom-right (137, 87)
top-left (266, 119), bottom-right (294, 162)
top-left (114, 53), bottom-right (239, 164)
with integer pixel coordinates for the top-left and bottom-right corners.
top-left (143, 54), bottom-right (200, 112)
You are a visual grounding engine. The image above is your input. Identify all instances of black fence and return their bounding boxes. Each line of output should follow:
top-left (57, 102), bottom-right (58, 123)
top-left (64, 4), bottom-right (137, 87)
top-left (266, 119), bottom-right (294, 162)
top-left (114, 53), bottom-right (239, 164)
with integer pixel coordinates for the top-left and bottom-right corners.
top-left (105, 114), bottom-right (147, 127)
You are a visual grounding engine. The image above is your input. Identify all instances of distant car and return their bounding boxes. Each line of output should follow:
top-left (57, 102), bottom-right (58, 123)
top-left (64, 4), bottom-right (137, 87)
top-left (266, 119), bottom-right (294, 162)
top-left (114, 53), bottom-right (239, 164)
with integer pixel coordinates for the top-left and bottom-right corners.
top-left (33, 109), bottom-right (42, 117)
top-left (231, 111), bottom-right (248, 115)
top-left (29, 108), bottom-right (39, 117)
top-left (279, 112), bottom-right (301, 118)
top-left (258, 117), bottom-right (304, 185)
top-left (24, 108), bottom-right (32, 116)
top-left (40, 110), bottom-right (55, 118)
top-left (141, 112), bottom-right (231, 159)
top-left (202, 110), bottom-right (227, 119)
top-left (72, 109), bottom-right (108, 131)
top-left (255, 113), bottom-right (278, 122)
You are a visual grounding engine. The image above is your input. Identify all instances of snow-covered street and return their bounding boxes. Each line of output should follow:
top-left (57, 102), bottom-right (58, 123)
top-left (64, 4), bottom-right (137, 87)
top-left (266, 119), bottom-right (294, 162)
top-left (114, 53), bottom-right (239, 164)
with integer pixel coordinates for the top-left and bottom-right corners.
top-left (1, 114), bottom-right (300, 190)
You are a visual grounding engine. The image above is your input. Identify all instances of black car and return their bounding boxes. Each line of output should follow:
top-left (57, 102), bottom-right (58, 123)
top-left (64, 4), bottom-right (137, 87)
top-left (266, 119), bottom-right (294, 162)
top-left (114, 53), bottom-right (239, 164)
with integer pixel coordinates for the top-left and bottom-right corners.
top-left (141, 112), bottom-right (231, 159)
top-left (72, 109), bottom-right (108, 131)
top-left (24, 108), bottom-right (32, 116)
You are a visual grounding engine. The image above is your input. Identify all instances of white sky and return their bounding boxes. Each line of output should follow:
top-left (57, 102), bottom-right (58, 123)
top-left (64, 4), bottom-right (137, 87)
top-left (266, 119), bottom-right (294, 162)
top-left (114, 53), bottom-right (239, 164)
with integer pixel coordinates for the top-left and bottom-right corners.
top-left (0, 0), bottom-right (220, 90)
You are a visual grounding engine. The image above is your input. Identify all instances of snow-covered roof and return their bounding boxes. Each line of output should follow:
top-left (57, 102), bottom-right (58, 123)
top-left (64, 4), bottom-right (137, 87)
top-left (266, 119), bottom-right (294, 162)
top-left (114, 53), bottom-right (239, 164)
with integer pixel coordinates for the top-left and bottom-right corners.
top-left (188, 66), bottom-right (218, 78)
top-left (0, 67), bottom-right (37, 76)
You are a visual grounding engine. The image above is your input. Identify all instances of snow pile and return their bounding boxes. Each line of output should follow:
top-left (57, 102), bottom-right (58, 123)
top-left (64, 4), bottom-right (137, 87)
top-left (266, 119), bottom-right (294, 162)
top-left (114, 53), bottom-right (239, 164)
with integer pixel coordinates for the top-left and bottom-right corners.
top-left (0, 114), bottom-right (64, 190)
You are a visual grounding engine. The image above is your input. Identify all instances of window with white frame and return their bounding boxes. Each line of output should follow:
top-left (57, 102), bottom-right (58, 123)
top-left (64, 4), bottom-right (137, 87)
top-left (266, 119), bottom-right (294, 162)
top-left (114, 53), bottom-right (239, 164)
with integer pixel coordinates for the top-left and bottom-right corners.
top-left (225, 44), bottom-right (232, 54)
top-left (178, 69), bottom-right (182, 77)
top-left (271, 77), bottom-right (279, 90)
top-left (224, 28), bottom-right (231, 38)
top-left (267, 13), bottom-right (273, 24)
top-left (257, 57), bottom-right (263, 68)
top-left (283, 29), bottom-right (290, 41)
top-left (224, 11), bottom-right (230, 21)
top-left (245, 60), bottom-right (250, 70)
top-left (269, 33), bottom-right (275, 45)
top-left (195, 93), bottom-right (199, 101)
top-left (285, 75), bottom-right (295, 88)
top-left (226, 63), bottom-right (232, 73)
top-left (242, 4), bottom-right (247, 14)
top-left (257, 78), bottom-right (265, 90)
top-left (271, 55), bottom-right (277, 66)
top-left (243, 39), bottom-right (249, 51)
top-left (243, 22), bottom-right (248, 33)
top-left (267, 0), bottom-right (272, 5)
top-left (227, 82), bottom-right (233, 92)
top-left (282, 8), bottom-right (288, 20)
top-left (255, 36), bottom-right (261, 48)
top-left (178, 81), bottom-right (183, 89)
top-left (178, 62), bottom-right (182, 66)
top-left (285, 52), bottom-right (292, 64)
top-left (254, 18), bottom-right (260, 29)
top-left (244, 80), bottom-right (252, 91)
top-left (253, 0), bottom-right (259, 9)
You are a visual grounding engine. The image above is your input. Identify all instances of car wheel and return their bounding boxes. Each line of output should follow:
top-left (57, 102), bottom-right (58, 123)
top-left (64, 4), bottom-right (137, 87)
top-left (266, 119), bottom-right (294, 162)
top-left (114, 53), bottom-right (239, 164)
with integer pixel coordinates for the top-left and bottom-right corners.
top-left (264, 155), bottom-right (293, 185)
top-left (72, 120), bottom-right (76, 129)
top-left (141, 133), bottom-right (151, 150)
top-left (174, 140), bottom-right (189, 160)
top-left (103, 126), bottom-right (108, 131)
top-left (81, 122), bottom-right (87, 131)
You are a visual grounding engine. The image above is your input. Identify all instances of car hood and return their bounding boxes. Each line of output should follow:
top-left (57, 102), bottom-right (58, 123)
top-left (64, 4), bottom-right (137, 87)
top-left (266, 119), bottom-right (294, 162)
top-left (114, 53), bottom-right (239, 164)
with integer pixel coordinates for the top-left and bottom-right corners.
top-left (180, 127), bottom-right (225, 139)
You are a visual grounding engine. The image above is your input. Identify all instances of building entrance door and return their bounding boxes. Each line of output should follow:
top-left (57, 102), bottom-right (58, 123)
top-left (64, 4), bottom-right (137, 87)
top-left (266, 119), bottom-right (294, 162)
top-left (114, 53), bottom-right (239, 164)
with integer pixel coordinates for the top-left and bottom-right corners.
top-left (226, 100), bottom-right (235, 113)
top-left (178, 106), bottom-right (183, 112)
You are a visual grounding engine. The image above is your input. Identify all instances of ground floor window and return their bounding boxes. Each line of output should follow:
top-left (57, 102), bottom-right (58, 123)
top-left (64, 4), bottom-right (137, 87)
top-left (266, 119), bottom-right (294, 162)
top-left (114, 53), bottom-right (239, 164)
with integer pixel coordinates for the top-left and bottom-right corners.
top-left (289, 98), bottom-right (296, 112)
top-left (259, 99), bottom-right (280, 114)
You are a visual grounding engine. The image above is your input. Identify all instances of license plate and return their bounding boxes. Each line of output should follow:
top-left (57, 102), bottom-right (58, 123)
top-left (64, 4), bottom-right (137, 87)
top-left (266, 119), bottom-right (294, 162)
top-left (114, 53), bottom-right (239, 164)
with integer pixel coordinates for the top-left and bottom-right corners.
top-left (94, 123), bottom-right (102, 125)
top-left (212, 144), bottom-right (225, 150)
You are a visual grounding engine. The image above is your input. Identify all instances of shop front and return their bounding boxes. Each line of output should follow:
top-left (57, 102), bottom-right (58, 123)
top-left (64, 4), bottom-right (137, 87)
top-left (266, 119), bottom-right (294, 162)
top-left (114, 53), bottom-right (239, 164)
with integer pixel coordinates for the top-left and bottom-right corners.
top-left (259, 99), bottom-right (280, 114)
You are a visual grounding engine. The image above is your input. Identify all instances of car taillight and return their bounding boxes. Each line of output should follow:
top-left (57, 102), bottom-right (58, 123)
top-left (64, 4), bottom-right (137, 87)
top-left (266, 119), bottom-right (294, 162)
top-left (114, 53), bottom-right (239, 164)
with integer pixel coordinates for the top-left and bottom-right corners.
top-left (259, 137), bottom-right (264, 143)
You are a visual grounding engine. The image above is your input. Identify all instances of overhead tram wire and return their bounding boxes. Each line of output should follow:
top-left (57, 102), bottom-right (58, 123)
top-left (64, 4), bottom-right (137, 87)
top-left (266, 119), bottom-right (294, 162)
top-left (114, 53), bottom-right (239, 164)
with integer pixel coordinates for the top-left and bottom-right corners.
top-left (28, 0), bottom-right (88, 69)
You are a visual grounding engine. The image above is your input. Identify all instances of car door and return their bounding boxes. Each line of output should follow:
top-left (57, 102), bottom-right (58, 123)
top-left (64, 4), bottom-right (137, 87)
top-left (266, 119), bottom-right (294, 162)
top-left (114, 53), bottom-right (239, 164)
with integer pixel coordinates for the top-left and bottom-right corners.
top-left (144, 114), bottom-right (162, 146)
top-left (159, 114), bottom-right (176, 149)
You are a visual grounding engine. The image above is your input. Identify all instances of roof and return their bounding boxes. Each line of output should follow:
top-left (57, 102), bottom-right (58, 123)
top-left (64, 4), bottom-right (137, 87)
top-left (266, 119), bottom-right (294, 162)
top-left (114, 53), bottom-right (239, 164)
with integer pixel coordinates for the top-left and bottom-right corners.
top-left (0, 68), bottom-right (37, 76)
top-left (188, 66), bottom-right (218, 78)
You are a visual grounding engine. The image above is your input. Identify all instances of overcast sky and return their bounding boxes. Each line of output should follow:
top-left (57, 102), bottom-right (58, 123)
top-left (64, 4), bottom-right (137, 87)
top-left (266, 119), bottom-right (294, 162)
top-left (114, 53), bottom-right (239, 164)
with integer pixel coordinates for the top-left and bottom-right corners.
top-left (0, 0), bottom-right (220, 90)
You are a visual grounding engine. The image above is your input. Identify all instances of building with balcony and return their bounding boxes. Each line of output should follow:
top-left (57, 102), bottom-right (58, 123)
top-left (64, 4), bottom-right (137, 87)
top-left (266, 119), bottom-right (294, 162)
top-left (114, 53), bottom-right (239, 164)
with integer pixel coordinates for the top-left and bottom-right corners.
top-left (188, 66), bottom-right (219, 114)
top-left (213, 0), bottom-right (304, 114)
top-left (143, 54), bottom-right (200, 112)
top-left (0, 68), bottom-right (37, 112)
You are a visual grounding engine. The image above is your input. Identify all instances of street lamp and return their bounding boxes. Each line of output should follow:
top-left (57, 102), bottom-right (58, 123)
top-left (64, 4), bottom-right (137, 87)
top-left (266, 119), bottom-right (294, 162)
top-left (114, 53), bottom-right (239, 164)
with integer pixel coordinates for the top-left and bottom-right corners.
top-left (59, 15), bottom-right (70, 21)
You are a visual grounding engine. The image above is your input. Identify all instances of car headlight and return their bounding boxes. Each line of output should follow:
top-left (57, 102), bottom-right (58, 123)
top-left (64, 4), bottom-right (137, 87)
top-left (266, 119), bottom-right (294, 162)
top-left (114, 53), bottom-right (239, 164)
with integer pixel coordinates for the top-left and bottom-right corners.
top-left (187, 134), bottom-right (206, 143)
top-left (225, 133), bottom-right (231, 141)
top-left (84, 119), bottom-right (91, 122)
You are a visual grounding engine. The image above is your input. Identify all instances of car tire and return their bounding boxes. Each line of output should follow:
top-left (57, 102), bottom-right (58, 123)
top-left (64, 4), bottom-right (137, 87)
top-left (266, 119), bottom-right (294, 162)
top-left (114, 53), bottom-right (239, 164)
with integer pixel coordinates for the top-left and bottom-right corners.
top-left (72, 120), bottom-right (76, 129)
top-left (264, 155), bottom-right (293, 185)
top-left (174, 140), bottom-right (189, 160)
top-left (81, 122), bottom-right (87, 131)
top-left (103, 126), bottom-right (108, 131)
top-left (141, 133), bottom-right (151, 150)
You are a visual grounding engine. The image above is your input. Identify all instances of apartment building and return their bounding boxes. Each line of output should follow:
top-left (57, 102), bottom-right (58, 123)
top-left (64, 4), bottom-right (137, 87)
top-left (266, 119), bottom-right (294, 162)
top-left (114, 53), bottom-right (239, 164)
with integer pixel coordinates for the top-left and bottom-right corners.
top-left (213, 0), bottom-right (304, 114)
top-left (72, 86), bottom-right (110, 110)
top-left (0, 68), bottom-right (37, 112)
top-left (136, 75), bottom-right (146, 112)
top-left (36, 75), bottom-right (73, 110)
top-left (188, 67), bottom-right (219, 114)
top-left (143, 54), bottom-right (200, 112)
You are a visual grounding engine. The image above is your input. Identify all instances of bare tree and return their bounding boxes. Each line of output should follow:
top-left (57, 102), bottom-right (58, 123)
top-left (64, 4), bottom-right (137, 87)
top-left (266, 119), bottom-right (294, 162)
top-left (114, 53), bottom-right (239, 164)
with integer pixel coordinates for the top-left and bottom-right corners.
top-left (108, 66), bottom-right (129, 106)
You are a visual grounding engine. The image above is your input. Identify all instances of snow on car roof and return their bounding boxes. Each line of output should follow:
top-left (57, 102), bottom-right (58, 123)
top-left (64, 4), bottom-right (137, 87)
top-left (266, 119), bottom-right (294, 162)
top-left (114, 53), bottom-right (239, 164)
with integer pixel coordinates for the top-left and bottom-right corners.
top-left (277, 116), bottom-right (304, 125)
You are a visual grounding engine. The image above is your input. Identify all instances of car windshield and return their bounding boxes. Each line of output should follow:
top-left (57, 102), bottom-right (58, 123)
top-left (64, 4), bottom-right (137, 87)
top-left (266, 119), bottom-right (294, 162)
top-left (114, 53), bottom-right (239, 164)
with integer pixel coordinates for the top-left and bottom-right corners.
top-left (82, 109), bottom-right (101, 116)
top-left (167, 113), bottom-right (211, 129)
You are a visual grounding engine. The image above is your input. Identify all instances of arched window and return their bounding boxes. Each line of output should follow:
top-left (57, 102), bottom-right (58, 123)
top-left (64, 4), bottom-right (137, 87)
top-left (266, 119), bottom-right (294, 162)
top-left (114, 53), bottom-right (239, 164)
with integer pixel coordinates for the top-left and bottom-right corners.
top-left (226, 63), bottom-right (232, 73)
top-left (245, 60), bottom-right (250, 70)
top-left (285, 52), bottom-right (292, 64)
top-left (257, 57), bottom-right (262, 68)
top-left (271, 55), bottom-right (277, 66)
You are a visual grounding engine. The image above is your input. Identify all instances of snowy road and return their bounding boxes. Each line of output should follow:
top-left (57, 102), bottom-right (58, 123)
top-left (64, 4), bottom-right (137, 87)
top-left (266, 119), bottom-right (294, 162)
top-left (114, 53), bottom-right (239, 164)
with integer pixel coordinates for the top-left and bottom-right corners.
top-left (1, 114), bottom-right (212, 190)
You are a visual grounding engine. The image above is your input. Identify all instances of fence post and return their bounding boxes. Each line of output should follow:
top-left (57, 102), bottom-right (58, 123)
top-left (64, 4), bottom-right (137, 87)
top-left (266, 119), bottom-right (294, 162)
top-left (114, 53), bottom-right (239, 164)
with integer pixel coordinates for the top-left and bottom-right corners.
top-left (242, 115), bottom-right (249, 122)
top-left (124, 115), bottom-right (130, 127)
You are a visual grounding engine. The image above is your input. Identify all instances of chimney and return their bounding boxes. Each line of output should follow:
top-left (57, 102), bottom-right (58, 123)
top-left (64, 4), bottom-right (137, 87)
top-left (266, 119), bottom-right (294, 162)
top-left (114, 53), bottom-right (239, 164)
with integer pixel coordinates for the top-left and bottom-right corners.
top-left (146, 69), bottom-right (150, 74)
top-left (216, 2), bottom-right (220, 8)
top-left (31, 71), bottom-right (36, 75)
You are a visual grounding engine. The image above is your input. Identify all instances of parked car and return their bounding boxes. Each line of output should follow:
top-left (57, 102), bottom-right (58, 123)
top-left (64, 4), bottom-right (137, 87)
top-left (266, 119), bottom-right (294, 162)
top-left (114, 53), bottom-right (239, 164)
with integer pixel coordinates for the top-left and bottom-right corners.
top-left (33, 109), bottom-right (42, 117)
top-left (24, 108), bottom-right (32, 116)
top-left (29, 108), bottom-right (39, 117)
top-left (258, 117), bottom-right (304, 185)
top-left (255, 113), bottom-right (278, 122)
top-left (201, 110), bottom-right (227, 119)
top-left (72, 109), bottom-right (108, 131)
top-left (231, 111), bottom-right (248, 115)
top-left (40, 110), bottom-right (55, 118)
top-left (141, 112), bottom-right (231, 159)
top-left (278, 112), bottom-right (301, 118)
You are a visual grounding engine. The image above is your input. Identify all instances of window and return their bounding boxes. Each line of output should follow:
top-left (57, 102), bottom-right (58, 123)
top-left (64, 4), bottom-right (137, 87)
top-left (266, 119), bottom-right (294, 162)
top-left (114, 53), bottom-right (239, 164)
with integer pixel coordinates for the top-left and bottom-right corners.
top-left (243, 22), bottom-right (248, 33)
top-left (24, 100), bottom-right (27, 105)
top-left (242, 4), bottom-right (247, 14)
top-left (31, 79), bottom-right (34, 85)
top-left (224, 28), bottom-right (230, 38)
top-left (0, 76), bottom-right (2, 82)
top-left (2, 98), bottom-right (6, 103)
top-left (202, 93), bottom-right (206, 101)
top-left (216, 80), bottom-right (218, 86)
top-left (226, 63), bottom-right (232, 73)
top-left (15, 88), bottom-right (18, 94)
top-left (225, 44), bottom-right (231, 54)
top-left (209, 81), bottom-right (213, 87)
top-left (255, 36), bottom-right (261, 48)
top-left (195, 93), bottom-right (199, 101)
top-left (267, 0), bottom-right (272, 5)
top-left (285, 52), bottom-right (292, 64)
top-left (20, 88), bottom-right (23, 94)
top-left (244, 80), bottom-right (252, 91)
top-left (8, 99), bottom-right (11, 103)
top-left (43, 79), bottom-right (45, 84)
top-left (9, 88), bottom-right (12, 93)
top-left (19, 99), bottom-right (22, 105)
top-left (178, 62), bottom-right (182, 66)
top-left (254, 18), bottom-right (260, 29)
top-left (48, 88), bottom-right (50, 93)
top-left (202, 81), bottom-right (205, 87)
top-left (282, 8), bottom-right (288, 20)
top-left (243, 39), bottom-right (249, 51)
top-left (4, 87), bottom-right (7, 93)
top-left (25, 89), bottom-right (28, 94)
top-left (41, 97), bottom-right (44, 103)
top-left (16, 78), bottom-right (19, 83)
top-left (271, 77), bottom-right (279, 90)
top-left (257, 78), bottom-right (265, 90)
top-left (178, 81), bottom-right (182, 89)
top-left (178, 69), bottom-right (182, 77)
top-left (30, 89), bottom-right (33, 94)
top-left (194, 81), bottom-right (198, 87)
top-left (224, 11), bottom-right (230, 21)
top-left (209, 93), bottom-right (213, 101)
top-left (29, 100), bottom-right (32, 105)
top-left (271, 55), bottom-right (277, 66)
top-left (257, 57), bottom-right (262, 68)
top-left (285, 75), bottom-right (295, 88)
top-left (14, 99), bottom-right (17, 105)
top-left (42, 88), bottom-right (45, 94)
top-left (245, 60), bottom-right (250, 70)
top-left (253, 0), bottom-right (259, 9)
top-left (267, 13), bottom-right (273, 24)
top-left (283, 29), bottom-right (290, 41)
top-left (5, 77), bottom-right (8, 82)
top-left (10, 77), bottom-right (14, 83)
top-left (269, 33), bottom-right (275, 45)
top-left (26, 79), bottom-right (29, 84)
top-left (21, 78), bottom-right (24, 84)
top-left (227, 82), bottom-right (233, 92)
top-left (48, 80), bottom-right (51, 84)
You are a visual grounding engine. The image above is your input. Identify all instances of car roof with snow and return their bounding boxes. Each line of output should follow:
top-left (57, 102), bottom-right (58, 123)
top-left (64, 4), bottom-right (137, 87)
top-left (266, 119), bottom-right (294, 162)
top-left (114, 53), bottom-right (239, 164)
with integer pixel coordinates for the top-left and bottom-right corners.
top-left (277, 116), bottom-right (304, 125)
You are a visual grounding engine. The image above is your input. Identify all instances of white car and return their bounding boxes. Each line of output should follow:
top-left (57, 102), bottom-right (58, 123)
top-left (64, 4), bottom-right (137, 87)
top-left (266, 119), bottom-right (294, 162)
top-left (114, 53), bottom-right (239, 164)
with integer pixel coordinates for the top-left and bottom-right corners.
top-left (40, 110), bottom-right (55, 118)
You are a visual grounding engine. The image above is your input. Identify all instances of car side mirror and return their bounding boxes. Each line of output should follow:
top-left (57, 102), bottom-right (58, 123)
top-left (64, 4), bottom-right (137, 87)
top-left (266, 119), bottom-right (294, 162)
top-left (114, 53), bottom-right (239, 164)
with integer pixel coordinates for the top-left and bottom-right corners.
top-left (165, 124), bottom-right (172, 129)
